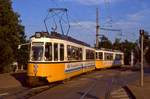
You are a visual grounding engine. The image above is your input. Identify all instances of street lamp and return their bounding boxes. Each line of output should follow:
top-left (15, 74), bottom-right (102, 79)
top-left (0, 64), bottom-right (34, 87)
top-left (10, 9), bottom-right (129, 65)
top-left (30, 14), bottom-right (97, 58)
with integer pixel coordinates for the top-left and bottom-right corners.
top-left (18, 43), bottom-right (30, 49)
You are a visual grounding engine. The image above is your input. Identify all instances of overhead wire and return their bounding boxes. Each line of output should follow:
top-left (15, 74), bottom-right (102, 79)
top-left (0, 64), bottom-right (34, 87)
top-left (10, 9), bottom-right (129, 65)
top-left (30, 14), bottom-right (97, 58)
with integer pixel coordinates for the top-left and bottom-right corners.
top-left (99, 0), bottom-right (122, 42)
top-left (104, 0), bottom-right (113, 27)
top-left (49, 0), bottom-right (133, 43)
top-left (50, 0), bottom-right (96, 36)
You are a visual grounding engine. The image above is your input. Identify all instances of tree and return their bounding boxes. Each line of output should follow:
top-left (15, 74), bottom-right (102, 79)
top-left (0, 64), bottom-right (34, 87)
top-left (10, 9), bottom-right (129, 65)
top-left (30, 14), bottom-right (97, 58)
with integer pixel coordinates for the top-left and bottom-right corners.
top-left (145, 48), bottom-right (150, 63)
top-left (113, 38), bottom-right (137, 65)
top-left (0, 0), bottom-right (26, 73)
top-left (143, 31), bottom-right (150, 63)
top-left (99, 35), bottom-right (112, 49)
top-left (113, 38), bottom-right (122, 50)
top-left (121, 40), bottom-right (136, 65)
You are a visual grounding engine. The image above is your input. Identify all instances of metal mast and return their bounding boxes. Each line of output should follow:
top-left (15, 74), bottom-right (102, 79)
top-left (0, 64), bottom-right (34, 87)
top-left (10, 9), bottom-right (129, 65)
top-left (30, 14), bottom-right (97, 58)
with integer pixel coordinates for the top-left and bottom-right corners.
top-left (96, 8), bottom-right (100, 49)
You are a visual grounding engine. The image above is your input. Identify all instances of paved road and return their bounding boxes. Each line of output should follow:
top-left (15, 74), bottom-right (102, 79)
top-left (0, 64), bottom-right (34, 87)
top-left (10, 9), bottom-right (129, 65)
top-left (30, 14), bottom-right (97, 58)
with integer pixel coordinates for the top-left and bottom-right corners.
top-left (27, 69), bottom-right (139, 99)
top-left (0, 69), bottom-right (140, 99)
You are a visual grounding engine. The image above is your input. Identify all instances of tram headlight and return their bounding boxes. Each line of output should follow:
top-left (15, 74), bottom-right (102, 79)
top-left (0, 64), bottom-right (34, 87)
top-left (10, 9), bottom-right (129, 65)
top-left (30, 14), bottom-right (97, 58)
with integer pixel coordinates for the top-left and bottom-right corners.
top-left (35, 32), bottom-right (41, 38)
top-left (33, 64), bottom-right (38, 76)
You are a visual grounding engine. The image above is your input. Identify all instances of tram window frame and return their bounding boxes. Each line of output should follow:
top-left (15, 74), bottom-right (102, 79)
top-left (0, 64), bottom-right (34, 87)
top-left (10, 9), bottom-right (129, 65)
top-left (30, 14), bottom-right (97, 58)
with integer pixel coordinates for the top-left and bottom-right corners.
top-left (86, 49), bottom-right (90, 60)
top-left (67, 45), bottom-right (71, 60)
top-left (86, 50), bottom-right (88, 59)
top-left (75, 47), bottom-right (79, 60)
top-left (31, 46), bottom-right (43, 61)
top-left (79, 48), bottom-right (83, 60)
top-left (104, 53), bottom-right (113, 60)
top-left (115, 54), bottom-right (122, 60)
top-left (72, 46), bottom-right (76, 60)
top-left (86, 49), bottom-right (95, 60)
top-left (67, 45), bottom-right (82, 61)
top-left (91, 51), bottom-right (95, 59)
top-left (99, 52), bottom-right (103, 60)
top-left (60, 44), bottom-right (64, 61)
top-left (54, 43), bottom-right (58, 61)
top-left (96, 52), bottom-right (98, 59)
top-left (45, 43), bottom-right (52, 61)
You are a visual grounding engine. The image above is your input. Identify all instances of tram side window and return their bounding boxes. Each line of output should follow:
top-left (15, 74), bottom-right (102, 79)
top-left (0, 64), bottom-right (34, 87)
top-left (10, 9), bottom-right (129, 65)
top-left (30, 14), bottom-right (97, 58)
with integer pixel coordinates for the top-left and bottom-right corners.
top-left (72, 46), bottom-right (76, 60)
top-left (86, 50), bottom-right (95, 60)
top-left (91, 51), bottom-right (95, 59)
top-left (115, 54), bottom-right (122, 60)
top-left (45, 43), bottom-right (52, 61)
top-left (67, 45), bottom-right (71, 60)
top-left (96, 52), bottom-right (98, 59)
top-left (54, 43), bottom-right (58, 61)
top-left (110, 54), bottom-right (113, 60)
top-left (67, 45), bottom-right (82, 61)
top-left (86, 50), bottom-right (90, 60)
top-left (104, 53), bottom-right (113, 60)
top-left (86, 50), bottom-right (89, 60)
top-left (79, 48), bottom-right (82, 60)
top-left (99, 52), bottom-right (103, 60)
top-left (60, 44), bottom-right (64, 61)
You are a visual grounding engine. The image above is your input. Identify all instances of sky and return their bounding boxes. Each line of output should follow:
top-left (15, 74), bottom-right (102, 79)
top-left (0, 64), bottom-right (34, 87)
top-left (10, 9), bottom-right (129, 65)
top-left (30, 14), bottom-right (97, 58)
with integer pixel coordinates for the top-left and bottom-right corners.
top-left (12, 0), bottom-right (150, 46)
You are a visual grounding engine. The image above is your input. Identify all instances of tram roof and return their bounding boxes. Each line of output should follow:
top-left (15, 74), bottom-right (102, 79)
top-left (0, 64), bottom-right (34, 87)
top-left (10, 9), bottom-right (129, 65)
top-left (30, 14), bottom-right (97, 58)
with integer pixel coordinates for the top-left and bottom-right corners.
top-left (31, 31), bottom-right (91, 47)
top-left (96, 48), bottom-right (123, 53)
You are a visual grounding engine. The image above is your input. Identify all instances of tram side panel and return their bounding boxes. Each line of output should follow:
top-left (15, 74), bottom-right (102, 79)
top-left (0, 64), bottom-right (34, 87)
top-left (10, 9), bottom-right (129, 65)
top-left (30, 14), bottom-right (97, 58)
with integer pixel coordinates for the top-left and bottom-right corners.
top-left (95, 51), bottom-right (114, 69)
top-left (112, 53), bottom-right (124, 67)
top-left (96, 60), bottom-right (114, 69)
top-left (82, 48), bottom-right (95, 72)
top-left (27, 63), bottom-right (66, 83)
top-left (95, 50), bottom-right (124, 69)
top-left (95, 51), bottom-right (104, 69)
top-left (64, 62), bottom-right (83, 79)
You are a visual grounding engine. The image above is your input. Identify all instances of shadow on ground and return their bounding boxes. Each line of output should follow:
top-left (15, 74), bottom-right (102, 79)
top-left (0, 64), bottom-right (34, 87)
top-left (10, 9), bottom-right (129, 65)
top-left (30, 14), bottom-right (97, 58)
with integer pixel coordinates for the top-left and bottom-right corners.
top-left (11, 72), bottom-right (27, 87)
top-left (144, 68), bottom-right (150, 74)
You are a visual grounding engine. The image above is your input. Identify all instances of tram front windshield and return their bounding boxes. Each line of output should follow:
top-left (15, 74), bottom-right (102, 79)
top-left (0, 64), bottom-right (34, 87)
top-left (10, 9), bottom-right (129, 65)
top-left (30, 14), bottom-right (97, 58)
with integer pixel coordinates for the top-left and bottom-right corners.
top-left (31, 46), bottom-right (43, 61)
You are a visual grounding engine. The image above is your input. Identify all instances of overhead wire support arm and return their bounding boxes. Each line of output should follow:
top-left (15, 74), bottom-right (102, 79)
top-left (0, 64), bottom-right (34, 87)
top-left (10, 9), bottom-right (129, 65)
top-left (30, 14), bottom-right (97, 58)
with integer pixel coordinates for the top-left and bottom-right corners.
top-left (49, 8), bottom-right (67, 12)
top-left (100, 27), bottom-right (122, 32)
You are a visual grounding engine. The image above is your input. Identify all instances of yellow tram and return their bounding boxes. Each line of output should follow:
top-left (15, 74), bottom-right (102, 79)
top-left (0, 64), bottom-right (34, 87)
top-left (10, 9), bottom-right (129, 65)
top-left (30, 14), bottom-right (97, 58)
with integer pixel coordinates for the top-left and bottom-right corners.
top-left (27, 31), bottom-right (95, 84)
top-left (27, 31), bottom-right (124, 85)
top-left (95, 49), bottom-right (124, 69)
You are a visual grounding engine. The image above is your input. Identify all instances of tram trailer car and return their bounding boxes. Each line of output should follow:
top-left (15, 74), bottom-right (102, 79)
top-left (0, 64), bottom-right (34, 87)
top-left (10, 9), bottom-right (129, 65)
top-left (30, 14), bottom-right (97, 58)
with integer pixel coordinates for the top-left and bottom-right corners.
top-left (95, 49), bottom-right (124, 69)
top-left (27, 32), bottom-right (95, 85)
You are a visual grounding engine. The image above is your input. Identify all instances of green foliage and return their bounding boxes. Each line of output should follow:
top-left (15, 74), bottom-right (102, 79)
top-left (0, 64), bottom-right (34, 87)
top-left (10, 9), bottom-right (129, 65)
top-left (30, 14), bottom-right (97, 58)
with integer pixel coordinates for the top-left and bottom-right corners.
top-left (0, 40), bottom-right (14, 72)
top-left (0, 0), bottom-right (27, 73)
top-left (121, 40), bottom-right (136, 65)
top-left (17, 44), bottom-right (29, 69)
top-left (99, 36), bottom-right (112, 49)
top-left (113, 38), bottom-right (122, 50)
top-left (145, 48), bottom-right (150, 63)
top-left (98, 36), bottom-right (136, 65)
top-left (143, 31), bottom-right (150, 63)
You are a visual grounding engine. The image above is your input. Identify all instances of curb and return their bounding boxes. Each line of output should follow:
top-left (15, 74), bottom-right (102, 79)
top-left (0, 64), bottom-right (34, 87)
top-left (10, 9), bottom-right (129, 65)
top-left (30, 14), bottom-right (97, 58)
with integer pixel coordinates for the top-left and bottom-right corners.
top-left (124, 86), bottom-right (136, 99)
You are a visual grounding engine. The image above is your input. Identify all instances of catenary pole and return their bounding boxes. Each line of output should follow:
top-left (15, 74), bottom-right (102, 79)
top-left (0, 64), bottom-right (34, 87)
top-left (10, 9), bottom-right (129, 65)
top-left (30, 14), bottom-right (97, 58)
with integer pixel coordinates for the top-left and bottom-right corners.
top-left (140, 29), bottom-right (144, 87)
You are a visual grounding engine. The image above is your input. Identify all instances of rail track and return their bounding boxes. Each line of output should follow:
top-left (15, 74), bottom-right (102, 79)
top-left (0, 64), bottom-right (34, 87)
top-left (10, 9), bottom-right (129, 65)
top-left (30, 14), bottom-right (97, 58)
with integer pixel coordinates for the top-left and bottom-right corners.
top-left (1, 82), bottom-right (62, 99)
top-left (1, 67), bottom-right (135, 99)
